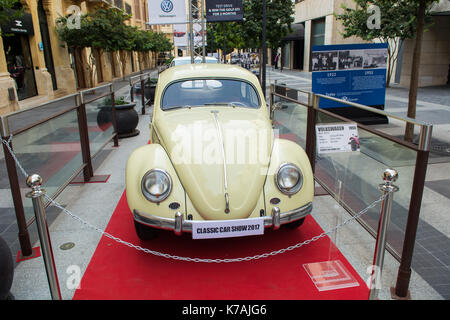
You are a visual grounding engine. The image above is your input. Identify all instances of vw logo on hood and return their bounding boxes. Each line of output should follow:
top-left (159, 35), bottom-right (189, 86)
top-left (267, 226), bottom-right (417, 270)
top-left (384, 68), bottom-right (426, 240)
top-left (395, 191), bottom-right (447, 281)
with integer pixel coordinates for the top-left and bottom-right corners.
top-left (161, 0), bottom-right (174, 13)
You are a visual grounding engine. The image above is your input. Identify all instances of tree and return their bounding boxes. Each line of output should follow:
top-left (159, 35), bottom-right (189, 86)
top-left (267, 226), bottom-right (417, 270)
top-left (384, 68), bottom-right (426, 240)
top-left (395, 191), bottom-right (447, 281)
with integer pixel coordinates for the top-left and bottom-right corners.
top-left (205, 0), bottom-right (294, 59)
top-left (55, 12), bottom-right (94, 87)
top-left (56, 8), bottom-right (137, 84)
top-left (133, 30), bottom-right (172, 68)
top-left (240, 0), bottom-right (294, 50)
top-left (336, 0), bottom-right (436, 88)
top-left (404, 0), bottom-right (437, 142)
top-left (335, 0), bottom-right (437, 142)
top-left (207, 22), bottom-right (244, 58)
top-left (85, 8), bottom-right (136, 80)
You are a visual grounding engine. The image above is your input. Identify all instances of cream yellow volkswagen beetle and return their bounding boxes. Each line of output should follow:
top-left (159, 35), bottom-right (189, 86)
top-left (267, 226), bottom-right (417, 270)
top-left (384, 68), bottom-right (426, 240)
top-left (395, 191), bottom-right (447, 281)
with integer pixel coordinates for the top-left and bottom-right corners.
top-left (126, 63), bottom-right (314, 240)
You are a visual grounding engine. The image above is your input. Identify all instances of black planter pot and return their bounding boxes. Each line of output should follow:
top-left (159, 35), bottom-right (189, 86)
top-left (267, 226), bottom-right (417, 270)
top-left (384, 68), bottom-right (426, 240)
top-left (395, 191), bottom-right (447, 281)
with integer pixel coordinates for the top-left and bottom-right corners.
top-left (0, 235), bottom-right (14, 300)
top-left (97, 102), bottom-right (140, 138)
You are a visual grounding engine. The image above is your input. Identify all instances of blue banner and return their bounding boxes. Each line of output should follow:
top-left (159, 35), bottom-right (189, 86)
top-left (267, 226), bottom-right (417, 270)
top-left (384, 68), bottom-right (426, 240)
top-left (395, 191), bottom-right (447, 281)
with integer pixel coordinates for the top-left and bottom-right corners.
top-left (311, 43), bottom-right (388, 109)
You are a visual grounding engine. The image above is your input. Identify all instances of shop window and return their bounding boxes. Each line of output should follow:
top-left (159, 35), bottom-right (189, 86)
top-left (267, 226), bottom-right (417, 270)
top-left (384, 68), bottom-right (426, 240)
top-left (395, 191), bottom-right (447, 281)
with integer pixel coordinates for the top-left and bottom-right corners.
top-left (3, 34), bottom-right (38, 100)
top-left (311, 18), bottom-right (325, 46)
top-left (114, 0), bottom-right (123, 9)
top-left (125, 3), bottom-right (132, 15)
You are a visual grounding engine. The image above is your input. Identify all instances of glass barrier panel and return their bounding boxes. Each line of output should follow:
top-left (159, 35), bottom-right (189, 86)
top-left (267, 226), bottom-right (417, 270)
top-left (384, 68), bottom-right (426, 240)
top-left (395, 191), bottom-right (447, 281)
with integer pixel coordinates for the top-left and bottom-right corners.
top-left (82, 84), bottom-right (111, 104)
top-left (272, 96), bottom-right (308, 149)
top-left (131, 83), bottom-right (144, 111)
top-left (11, 109), bottom-right (83, 221)
top-left (85, 94), bottom-right (115, 157)
top-left (314, 111), bottom-right (417, 258)
top-left (6, 94), bottom-right (78, 134)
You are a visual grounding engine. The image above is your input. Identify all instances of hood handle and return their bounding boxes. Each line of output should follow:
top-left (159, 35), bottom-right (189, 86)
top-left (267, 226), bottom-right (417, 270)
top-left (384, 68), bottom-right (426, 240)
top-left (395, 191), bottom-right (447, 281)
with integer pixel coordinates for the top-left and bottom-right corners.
top-left (211, 110), bottom-right (230, 214)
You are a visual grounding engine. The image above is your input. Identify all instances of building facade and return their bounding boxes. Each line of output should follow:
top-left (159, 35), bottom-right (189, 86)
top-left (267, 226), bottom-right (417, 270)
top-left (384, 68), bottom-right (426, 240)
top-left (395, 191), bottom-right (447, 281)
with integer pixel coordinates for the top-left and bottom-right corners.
top-left (397, 1), bottom-right (450, 87)
top-left (290, 0), bottom-right (450, 88)
top-left (291, 0), bottom-right (365, 72)
top-left (0, 0), bottom-right (152, 116)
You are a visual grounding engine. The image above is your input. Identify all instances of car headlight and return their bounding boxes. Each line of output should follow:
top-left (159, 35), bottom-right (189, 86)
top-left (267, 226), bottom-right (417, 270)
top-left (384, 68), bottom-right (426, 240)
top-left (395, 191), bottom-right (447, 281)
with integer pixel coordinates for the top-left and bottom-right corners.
top-left (141, 169), bottom-right (172, 202)
top-left (275, 163), bottom-right (303, 195)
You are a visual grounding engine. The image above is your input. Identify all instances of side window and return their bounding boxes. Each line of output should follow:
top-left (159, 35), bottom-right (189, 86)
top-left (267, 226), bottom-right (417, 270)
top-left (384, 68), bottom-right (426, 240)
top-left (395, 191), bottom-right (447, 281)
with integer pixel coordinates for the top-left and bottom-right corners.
top-left (248, 85), bottom-right (259, 106)
top-left (240, 82), bottom-right (260, 106)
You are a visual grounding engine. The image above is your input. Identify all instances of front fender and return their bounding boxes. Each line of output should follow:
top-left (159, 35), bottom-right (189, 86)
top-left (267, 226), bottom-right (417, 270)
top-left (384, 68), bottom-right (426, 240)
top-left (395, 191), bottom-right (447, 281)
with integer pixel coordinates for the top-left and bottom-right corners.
top-left (264, 138), bottom-right (314, 214)
top-left (125, 144), bottom-right (185, 219)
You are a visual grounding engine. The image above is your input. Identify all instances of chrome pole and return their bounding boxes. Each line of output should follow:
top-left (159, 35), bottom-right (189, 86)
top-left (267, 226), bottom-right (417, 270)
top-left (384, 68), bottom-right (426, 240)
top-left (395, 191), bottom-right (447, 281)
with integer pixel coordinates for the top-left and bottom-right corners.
top-left (368, 169), bottom-right (399, 300)
top-left (26, 174), bottom-right (62, 300)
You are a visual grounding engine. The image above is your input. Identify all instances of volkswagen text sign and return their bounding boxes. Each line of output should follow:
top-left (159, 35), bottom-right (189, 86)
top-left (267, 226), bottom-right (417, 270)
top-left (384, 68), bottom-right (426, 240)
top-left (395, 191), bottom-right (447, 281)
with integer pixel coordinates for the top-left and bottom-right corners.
top-left (206, 0), bottom-right (243, 22)
top-left (148, 0), bottom-right (187, 24)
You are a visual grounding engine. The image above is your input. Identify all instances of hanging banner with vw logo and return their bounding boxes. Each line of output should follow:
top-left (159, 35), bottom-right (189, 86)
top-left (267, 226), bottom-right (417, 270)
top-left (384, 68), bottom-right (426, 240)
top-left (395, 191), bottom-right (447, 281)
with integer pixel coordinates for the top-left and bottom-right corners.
top-left (148, 0), bottom-right (187, 24)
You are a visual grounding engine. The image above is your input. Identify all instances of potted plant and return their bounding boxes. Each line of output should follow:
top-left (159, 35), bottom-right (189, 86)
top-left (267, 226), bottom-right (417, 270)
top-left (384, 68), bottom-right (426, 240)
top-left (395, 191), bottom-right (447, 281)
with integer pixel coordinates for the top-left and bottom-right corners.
top-left (97, 96), bottom-right (139, 138)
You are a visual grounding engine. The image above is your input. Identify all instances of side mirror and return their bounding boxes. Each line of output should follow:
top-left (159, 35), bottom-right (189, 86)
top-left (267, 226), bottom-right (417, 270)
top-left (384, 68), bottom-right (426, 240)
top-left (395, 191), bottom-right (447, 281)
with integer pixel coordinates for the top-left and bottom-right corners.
top-left (272, 102), bottom-right (283, 111)
top-left (270, 102), bottom-right (283, 120)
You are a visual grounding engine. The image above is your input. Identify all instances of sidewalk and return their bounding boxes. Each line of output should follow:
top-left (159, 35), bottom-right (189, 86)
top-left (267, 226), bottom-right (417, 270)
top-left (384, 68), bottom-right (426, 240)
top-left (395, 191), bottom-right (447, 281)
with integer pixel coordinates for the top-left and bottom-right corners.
top-left (2, 67), bottom-right (448, 300)
top-left (0, 69), bottom-right (157, 268)
top-left (5, 113), bottom-right (444, 300)
top-left (267, 67), bottom-right (450, 299)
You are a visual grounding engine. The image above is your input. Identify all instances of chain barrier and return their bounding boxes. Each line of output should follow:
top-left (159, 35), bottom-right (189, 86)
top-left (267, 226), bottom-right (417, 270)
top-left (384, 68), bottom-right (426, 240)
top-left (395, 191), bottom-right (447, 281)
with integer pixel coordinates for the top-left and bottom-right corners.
top-left (1, 135), bottom-right (389, 263)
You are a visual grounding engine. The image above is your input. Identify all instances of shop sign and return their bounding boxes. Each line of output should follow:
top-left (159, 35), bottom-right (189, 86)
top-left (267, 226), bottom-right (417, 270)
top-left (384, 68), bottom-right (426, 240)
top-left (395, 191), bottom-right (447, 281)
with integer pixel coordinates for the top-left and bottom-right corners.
top-left (315, 123), bottom-right (360, 154)
top-left (191, 217), bottom-right (264, 239)
top-left (311, 43), bottom-right (388, 109)
top-left (1, 12), bottom-right (34, 35)
top-left (206, 0), bottom-right (243, 22)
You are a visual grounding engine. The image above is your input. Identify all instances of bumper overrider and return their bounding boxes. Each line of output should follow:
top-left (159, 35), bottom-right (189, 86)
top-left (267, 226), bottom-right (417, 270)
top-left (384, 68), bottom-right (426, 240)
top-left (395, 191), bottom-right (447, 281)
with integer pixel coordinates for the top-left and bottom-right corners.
top-left (133, 202), bottom-right (313, 236)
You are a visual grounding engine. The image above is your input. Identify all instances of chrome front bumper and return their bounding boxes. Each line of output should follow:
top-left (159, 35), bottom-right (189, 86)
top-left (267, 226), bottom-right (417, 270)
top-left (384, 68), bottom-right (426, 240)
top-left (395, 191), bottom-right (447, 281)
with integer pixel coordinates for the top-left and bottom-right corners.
top-left (133, 202), bottom-right (313, 236)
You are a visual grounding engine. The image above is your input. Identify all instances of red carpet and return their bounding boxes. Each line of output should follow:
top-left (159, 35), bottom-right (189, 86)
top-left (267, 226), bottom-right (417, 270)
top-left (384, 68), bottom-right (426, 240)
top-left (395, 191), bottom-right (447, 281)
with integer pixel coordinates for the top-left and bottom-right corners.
top-left (73, 191), bottom-right (369, 300)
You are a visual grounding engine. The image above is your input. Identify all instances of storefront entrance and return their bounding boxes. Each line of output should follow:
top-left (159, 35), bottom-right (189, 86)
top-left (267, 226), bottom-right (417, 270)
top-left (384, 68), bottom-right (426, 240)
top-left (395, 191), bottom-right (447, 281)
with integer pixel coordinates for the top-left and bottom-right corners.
top-left (3, 34), bottom-right (38, 101)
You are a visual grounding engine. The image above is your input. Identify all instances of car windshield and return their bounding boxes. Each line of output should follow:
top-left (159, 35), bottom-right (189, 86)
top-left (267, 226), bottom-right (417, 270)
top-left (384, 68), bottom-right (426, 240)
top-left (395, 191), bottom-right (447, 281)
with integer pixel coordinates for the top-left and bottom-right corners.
top-left (162, 79), bottom-right (260, 110)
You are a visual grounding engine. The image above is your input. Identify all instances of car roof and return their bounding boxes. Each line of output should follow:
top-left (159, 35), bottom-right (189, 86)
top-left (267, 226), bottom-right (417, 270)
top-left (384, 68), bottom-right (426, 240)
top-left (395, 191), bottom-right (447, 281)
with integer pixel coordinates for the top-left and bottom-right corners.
top-left (173, 56), bottom-right (217, 61)
top-left (154, 64), bottom-right (266, 114)
top-left (160, 63), bottom-right (258, 84)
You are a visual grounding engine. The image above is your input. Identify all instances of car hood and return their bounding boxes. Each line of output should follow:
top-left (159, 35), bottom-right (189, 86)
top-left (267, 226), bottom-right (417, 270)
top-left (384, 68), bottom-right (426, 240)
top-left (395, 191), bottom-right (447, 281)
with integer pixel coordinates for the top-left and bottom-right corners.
top-left (154, 107), bottom-right (273, 220)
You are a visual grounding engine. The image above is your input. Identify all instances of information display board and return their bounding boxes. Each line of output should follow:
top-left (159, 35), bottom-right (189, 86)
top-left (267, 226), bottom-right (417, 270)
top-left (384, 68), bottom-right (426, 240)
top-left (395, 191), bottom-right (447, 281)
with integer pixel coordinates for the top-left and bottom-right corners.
top-left (311, 43), bottom-right (388, 110)
top-left (205, 0), bottom-right (244, 22)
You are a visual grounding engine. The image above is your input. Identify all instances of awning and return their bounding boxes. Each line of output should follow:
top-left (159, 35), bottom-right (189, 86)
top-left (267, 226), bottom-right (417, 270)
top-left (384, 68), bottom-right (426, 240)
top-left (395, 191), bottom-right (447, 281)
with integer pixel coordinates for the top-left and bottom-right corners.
top-left (282, 23), bottom-right (304, 41)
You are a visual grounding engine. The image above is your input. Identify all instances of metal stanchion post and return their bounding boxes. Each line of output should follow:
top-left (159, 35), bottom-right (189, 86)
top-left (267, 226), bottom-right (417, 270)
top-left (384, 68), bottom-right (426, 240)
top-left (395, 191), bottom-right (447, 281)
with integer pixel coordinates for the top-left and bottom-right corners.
top-left (368, 169), bottom-right (399, 300)
top-left (25, 174), bottom-right (62, 300)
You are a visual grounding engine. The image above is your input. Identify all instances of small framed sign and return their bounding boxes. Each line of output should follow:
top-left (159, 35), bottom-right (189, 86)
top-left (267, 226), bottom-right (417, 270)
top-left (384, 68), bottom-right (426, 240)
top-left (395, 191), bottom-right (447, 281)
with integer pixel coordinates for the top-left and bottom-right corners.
top-left (191, 217), bottom-right (264, 239)
top-left (316, 123), bottom-right (360, 154)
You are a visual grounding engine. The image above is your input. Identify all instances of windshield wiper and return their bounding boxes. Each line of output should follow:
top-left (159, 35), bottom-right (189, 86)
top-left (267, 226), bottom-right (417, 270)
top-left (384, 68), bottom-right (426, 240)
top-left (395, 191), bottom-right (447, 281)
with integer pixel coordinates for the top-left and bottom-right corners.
top-left (165, 105), bottom-right (191, 111)
top-left (203, 103), bottom-right (237, 107)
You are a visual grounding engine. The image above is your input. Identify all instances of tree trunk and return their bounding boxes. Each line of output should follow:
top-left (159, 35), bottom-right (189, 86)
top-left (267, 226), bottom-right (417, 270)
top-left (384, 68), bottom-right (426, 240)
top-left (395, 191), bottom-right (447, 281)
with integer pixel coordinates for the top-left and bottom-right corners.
top-left (404, 0), bottom-right (426, 142)
top-left (386, 51), bottom-right (392, 88)
top-left (95, 48), bottom-right (104, 83)
top-left (74, 47), bottom-right (87, 88)
top-left (138, 52), bottom-right (143, 71)
top-left (120, 50), bottom-right (128, 80)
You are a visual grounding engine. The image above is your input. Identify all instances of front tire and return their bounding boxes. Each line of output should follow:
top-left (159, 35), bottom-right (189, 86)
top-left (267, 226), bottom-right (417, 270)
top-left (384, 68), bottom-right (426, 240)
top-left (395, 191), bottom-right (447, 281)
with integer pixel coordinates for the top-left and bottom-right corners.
top-left (134, 221), bottom-right (158, 240)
